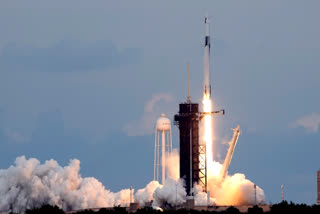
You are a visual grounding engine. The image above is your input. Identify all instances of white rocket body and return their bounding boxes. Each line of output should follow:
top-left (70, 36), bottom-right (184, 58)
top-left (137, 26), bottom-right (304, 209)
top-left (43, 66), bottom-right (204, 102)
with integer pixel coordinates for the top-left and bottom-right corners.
top-left (203, 17), bottom-right (211, 97)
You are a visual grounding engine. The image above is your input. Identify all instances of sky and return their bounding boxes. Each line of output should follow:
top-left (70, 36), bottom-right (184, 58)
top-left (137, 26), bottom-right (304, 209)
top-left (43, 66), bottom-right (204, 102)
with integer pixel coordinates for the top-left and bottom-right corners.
top-left (0, 0), bottom-right (320, 204)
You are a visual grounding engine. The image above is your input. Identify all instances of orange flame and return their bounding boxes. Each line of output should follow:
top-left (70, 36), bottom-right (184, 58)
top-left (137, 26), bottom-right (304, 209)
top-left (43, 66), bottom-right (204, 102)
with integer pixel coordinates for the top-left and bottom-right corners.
top-left (202, 93), bottom-right (213, 163)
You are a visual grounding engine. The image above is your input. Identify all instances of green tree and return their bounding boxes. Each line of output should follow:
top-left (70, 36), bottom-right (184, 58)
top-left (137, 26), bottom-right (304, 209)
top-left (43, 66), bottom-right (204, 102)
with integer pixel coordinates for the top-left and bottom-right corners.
top-left (25, 204), bottom-right (65, 214)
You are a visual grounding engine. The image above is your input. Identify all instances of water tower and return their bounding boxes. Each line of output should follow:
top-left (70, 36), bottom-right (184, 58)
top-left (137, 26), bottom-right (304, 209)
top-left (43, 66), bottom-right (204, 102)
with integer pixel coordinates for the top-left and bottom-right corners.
top-left (154, 114), bottom-right (172, 185)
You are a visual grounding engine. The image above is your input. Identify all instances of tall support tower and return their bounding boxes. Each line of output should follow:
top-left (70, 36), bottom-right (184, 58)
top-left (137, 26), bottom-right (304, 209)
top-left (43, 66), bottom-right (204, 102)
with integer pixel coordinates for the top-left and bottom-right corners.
top-left (317, 170), bottom-right (320, 205)
top-left (174, 63), bottom-right (200, 196)
top-left (174, 64), bottom-right (224, 196)
top-left (154, 114), bottom-right (172, 185)
top-left (174, 102), bottom-right (200, 196)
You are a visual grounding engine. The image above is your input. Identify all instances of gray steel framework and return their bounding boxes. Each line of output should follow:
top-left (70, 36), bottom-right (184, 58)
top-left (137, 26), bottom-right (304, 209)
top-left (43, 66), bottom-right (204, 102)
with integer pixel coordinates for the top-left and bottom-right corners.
top-left (174, 104), bottom-right (224, 195)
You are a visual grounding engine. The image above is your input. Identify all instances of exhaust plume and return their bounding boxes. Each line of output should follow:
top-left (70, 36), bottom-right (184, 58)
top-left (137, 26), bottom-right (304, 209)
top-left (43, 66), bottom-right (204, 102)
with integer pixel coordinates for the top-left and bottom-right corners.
top-left (134, 181), bottom-right (160, 206)
top-left (0, 151), bottom-right (265, 213)
top-left (0, 156), bottom-right (132, 213)
top-left (206, 161), bottom-right (266, 206)
top-left (152, 178), bottom-right (186, 207)
top-left (165, 149), bottom-right (179, 180)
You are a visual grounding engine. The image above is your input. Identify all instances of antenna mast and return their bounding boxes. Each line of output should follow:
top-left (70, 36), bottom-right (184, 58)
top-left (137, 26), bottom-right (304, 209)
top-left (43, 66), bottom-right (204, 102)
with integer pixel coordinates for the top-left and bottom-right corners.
top-left (281, 184), bottom-right (284, 202)
top-left (187, 63), bottom-right (191, 103)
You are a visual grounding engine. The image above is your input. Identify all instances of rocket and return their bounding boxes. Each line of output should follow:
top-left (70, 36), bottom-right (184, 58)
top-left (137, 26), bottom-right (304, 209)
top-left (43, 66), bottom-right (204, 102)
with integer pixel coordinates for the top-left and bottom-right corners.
top-left (203, 16), bottom-right (211, 97)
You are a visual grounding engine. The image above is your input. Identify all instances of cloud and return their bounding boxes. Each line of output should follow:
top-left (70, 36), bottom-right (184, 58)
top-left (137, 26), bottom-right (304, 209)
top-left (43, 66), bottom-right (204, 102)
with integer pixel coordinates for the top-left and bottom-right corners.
top-left (3, 128), bottom-right (28, 144)
top-left (0, 156), bottom-right (133, 212)
top-left (290, 113), bottom-right (320, 133)
top-left (123, 93), bottom-right (174, 136)
top-left (144, 93), bottom-right (173, 113)
top-left (0, 40), bottom-right (141, 72)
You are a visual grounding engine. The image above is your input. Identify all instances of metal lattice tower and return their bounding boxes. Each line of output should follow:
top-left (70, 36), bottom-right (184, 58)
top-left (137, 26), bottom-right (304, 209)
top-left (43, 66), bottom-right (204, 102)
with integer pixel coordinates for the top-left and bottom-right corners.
top-left (199, 143), bottom-right (207, 192)
top-left (174, 65), bottom-right (224, 195)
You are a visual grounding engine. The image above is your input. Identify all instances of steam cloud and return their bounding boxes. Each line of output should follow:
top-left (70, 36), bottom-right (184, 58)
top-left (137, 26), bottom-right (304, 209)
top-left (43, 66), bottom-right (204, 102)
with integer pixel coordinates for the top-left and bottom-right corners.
top-left (0, 154), bottom-right (265, 212)
top-left (162, 154), bottom-right (265, 206)
top-left (0, 156), bottom-right (132, 213)
top-left (205, 161), bottom-right (265, 206)
top-left (152, 178), bottom-right (186, 207)
top-left (124, 93), bottom-right (174, 136)
top-left (0, 156), bottom-right (185, 213)
top-left (165, 149), bottom-right (179, 180)
top-left (291, 112), bottom-right (320, 133)
top-left (134, 181), bottom-right (159, 206)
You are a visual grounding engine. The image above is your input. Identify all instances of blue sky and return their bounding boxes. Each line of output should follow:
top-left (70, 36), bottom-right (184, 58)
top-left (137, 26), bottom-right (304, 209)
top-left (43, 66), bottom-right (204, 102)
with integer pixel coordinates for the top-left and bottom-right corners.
top-left (0, 0), bottom-right (319, 204)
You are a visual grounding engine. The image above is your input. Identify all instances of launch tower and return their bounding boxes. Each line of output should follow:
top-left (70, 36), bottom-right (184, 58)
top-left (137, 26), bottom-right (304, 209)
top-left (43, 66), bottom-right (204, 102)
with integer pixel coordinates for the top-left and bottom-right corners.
top-left (174, 102), bottom-right (200, 196)
top-left (174, 64), bottom-right (200, 196)
top-left (174, 63), bottom-right (224, 196)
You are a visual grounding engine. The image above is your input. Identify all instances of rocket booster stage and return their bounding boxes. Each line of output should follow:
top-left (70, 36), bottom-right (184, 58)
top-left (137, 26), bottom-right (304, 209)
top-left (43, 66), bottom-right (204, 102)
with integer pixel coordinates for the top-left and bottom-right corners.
top-left (203, 16), bottom-right (211, 97)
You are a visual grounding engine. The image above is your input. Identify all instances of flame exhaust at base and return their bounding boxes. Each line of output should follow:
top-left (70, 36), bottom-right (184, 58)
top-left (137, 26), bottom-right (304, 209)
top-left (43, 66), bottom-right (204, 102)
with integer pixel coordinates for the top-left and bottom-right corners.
top-left (202, 94), bottom-right (213, 164)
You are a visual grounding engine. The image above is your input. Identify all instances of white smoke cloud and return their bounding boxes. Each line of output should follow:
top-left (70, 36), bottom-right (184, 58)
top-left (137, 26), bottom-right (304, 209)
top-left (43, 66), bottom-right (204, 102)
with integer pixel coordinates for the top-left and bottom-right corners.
top-left (165, 149), bottom-right (179, 181)
top-left (0, 156), bottom-right (133, 213)
top-left (0, 155), bottom-right (186, 212)
top-left (205, 161), bottom-right (265, 206)
top-left (159, 148), bottom-right (265, 206)
top-left (157, 145), bottom-right (265, 206)
top-left (193, 184), bottom-right (215, 206)
top-left (291, 113), bottom-right (320, 133)
top-left (152, 178), bottom-right (186, 207)
top-left (213, 173), bottom-right (265, 206)
top-left (144, 93), bottom-right (173, 113)
top-left (124, 93), bottom-right (174, 136)
top-left (134, 181), bottom-right (160, 206)
top-left (0, 155), bottom-right (266, 213)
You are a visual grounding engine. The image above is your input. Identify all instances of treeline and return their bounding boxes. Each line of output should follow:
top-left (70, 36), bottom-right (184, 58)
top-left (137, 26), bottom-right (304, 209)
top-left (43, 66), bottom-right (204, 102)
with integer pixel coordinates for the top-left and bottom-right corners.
top-left (9, 201), bottom-right (320, 214)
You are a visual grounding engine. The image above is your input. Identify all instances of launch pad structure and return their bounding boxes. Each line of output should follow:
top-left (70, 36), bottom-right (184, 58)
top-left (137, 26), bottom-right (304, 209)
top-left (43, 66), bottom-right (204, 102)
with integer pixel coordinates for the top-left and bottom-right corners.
top-left (174, 64), bottom-right (224, 196)
top-left (174, 102), bottom-right (224, 195)
top-left (174, 102), bottom-right (200, 195)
